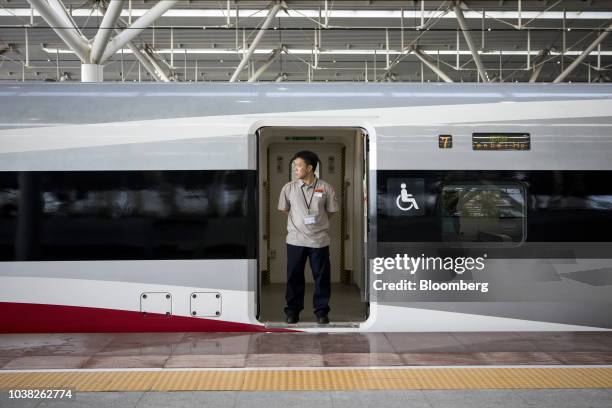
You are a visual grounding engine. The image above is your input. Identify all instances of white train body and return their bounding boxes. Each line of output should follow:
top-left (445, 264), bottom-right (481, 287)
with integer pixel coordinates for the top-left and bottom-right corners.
top-left (1, 83), bottom-right (611, 332)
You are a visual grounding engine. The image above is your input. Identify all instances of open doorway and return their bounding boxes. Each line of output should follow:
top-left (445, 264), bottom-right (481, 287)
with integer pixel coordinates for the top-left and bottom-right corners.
top-left (257, 127), bottom-right (369, 326)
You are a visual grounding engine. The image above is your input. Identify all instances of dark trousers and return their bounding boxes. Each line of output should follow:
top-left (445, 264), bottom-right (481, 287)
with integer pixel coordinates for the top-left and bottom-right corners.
top-left (285, 244), bottom-right (331, 318)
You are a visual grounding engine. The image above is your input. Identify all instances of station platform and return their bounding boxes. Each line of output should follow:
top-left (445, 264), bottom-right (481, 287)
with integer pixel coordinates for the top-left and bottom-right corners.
top-left (1, 332), bottom-right (611, 407)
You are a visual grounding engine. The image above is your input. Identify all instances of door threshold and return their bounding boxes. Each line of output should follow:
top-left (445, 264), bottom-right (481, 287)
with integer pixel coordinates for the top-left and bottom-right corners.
top-left (265, 322), bottom-right (360, 329)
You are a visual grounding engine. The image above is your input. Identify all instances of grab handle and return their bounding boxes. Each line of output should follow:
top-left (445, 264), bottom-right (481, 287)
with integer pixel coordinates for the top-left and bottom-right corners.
top-left (344, 180), bottom-right (350, 240)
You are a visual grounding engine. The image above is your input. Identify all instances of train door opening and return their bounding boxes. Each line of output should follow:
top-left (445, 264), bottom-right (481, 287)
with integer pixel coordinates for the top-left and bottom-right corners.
top-left (257, 127), bottom-right (369, 326)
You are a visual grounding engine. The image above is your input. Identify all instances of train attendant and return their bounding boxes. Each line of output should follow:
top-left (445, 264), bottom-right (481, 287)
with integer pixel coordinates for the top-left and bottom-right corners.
top-left (278, 151), bottom-right (339, 324)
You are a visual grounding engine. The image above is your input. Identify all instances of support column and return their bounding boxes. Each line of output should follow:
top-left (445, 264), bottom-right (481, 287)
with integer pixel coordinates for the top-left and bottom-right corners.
top-left (413, 47), bottom-right (454, 83)
top-left (529, 49), bottom-right (549, 83)
top-left (554, 21), bottom-right (612, 83)
top-left (27, 0), bottom-right (89, 62)
top-left (101, 0), bottom-right (178, 63)
top-left (81, 64), bottom-right (103, 82)
top-left (115, 12), bottom-right (170, 82)
top-left (142, 46), bottom-right (171, 82)
top-left (248, 48), bottom-right (282, 82)
top-left (230, 2), bottom-right (283, 82)
top-left (454, 2), bottom-right (488, 82)
top-left (91, 0), bottom-right (125, 64)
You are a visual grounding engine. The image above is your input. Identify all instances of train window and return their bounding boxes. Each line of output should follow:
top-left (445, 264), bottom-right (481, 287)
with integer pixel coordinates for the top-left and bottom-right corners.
top-left (0, 171), bottom-right (256, 261)
top-left (441, 183), bottom-right (526, 243)
top-left (378, 171), bottom-right (612, 250)
top-left (0, 173), bottom-right (18, 260)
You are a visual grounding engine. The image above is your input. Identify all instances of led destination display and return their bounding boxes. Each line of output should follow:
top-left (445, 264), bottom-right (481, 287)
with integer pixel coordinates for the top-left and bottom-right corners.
top-left (472, 133), bottom-right (530, 150)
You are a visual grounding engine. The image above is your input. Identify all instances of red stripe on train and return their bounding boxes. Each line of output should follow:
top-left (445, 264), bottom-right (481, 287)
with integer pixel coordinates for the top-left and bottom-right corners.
top-left (0, 302), bottom-right (296, 333)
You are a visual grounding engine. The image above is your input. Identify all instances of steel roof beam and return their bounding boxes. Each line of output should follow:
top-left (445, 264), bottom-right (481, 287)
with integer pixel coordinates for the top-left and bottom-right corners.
top-left (412, 47), bottom-right (454, 83)
top-left (117, 24), bottom-right (169, 82)
top-left (248, 47), bottom-right (282, 82)
top-left (91, 0), bottom-right (125, 64)
top-left (102, 2), bottom-right (169, 82)
top-left (125, 43), bottom-right (165, 82)
top-left (27, 0), bottom-right (89, 62)
top-left (229, 1), bottom-right (284, 82)
top-left (141, 45), bottom-right (171, 82)
top-left (528, 48), bottom-right (549, 83)
top-left (6, 8), bottom-right (612, 21)
top-left (0, 39), bottom-right (9, 56)
top-left (101, 0), bottom-right (178, 63)
top-left (553, 21), bottom-right (612, 83)
top-left (93, 3), bottom-right (166, 82)
top-left (454, 1), bottom-right (488, 82)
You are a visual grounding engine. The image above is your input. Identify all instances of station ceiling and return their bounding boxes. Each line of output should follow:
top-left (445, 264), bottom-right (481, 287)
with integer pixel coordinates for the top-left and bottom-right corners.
top-left (0, 0), bottom-right (610, 83)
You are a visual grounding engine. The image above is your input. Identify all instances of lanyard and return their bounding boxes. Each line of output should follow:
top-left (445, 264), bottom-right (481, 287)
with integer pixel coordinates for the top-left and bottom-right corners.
top-left (300, 179), bottom-right (318, 214)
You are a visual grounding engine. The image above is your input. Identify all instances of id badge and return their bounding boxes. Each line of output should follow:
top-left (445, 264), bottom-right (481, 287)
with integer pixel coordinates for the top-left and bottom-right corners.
top-left (304, 215), bottom-right (316, 225)
top-left (314, 192), bottom-right (323, 198)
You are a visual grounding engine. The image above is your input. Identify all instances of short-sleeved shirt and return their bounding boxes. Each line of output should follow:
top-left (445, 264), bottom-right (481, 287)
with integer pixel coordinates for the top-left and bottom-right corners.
top-left (278, 178), bottom-right (339, 248)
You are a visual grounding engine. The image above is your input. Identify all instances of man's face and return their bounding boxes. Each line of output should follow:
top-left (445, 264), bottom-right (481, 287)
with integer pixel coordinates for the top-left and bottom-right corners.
top-left (293, 157), bottom-right (312, 180)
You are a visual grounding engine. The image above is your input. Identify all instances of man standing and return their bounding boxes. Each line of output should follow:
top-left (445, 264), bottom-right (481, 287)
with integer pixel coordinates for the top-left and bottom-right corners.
top-left (278, 150), bottom-right (339, 324)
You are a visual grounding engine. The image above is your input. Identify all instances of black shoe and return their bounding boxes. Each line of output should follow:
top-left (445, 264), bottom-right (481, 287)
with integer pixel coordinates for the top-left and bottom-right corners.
top-left (286, 315), bottom-right (299, 324)
top-left (316, 315), bottom-right (330, 325)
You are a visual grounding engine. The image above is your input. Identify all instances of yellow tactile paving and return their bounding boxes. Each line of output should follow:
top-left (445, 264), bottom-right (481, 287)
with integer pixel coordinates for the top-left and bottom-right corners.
top-left (1, 367), bottom-right (611, 391)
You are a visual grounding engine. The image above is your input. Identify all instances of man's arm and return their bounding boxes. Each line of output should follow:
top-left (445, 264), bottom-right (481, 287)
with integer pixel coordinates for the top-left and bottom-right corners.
top-left (278, 184), bottom-right (290, 213)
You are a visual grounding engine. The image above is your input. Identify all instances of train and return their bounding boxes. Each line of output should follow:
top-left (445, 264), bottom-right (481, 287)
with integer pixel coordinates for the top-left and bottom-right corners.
top-left (1, 82), bottom-right (611, 332)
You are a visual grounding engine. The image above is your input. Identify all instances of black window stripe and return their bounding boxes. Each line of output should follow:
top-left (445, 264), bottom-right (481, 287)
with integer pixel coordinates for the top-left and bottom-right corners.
top-left (0, 170), bottom-right (256, 261)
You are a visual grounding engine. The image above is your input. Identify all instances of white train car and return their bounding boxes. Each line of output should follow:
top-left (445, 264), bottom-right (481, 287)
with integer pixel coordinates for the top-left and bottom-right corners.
top-left (1, 83), bottom-right (611, 332)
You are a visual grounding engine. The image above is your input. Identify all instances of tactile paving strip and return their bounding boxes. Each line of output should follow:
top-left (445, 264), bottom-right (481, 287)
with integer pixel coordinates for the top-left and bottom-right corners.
top-left (1, 367), bottom-right (611, 391)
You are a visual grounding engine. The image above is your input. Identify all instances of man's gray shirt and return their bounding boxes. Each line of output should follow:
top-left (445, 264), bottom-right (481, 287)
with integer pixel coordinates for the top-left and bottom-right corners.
top-left (278, 178), bottom-right (339, 248)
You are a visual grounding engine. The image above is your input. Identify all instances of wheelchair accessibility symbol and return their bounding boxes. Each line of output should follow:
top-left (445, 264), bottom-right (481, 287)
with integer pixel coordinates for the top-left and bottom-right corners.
top-left (396, 183), bottom-right (420, 211)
